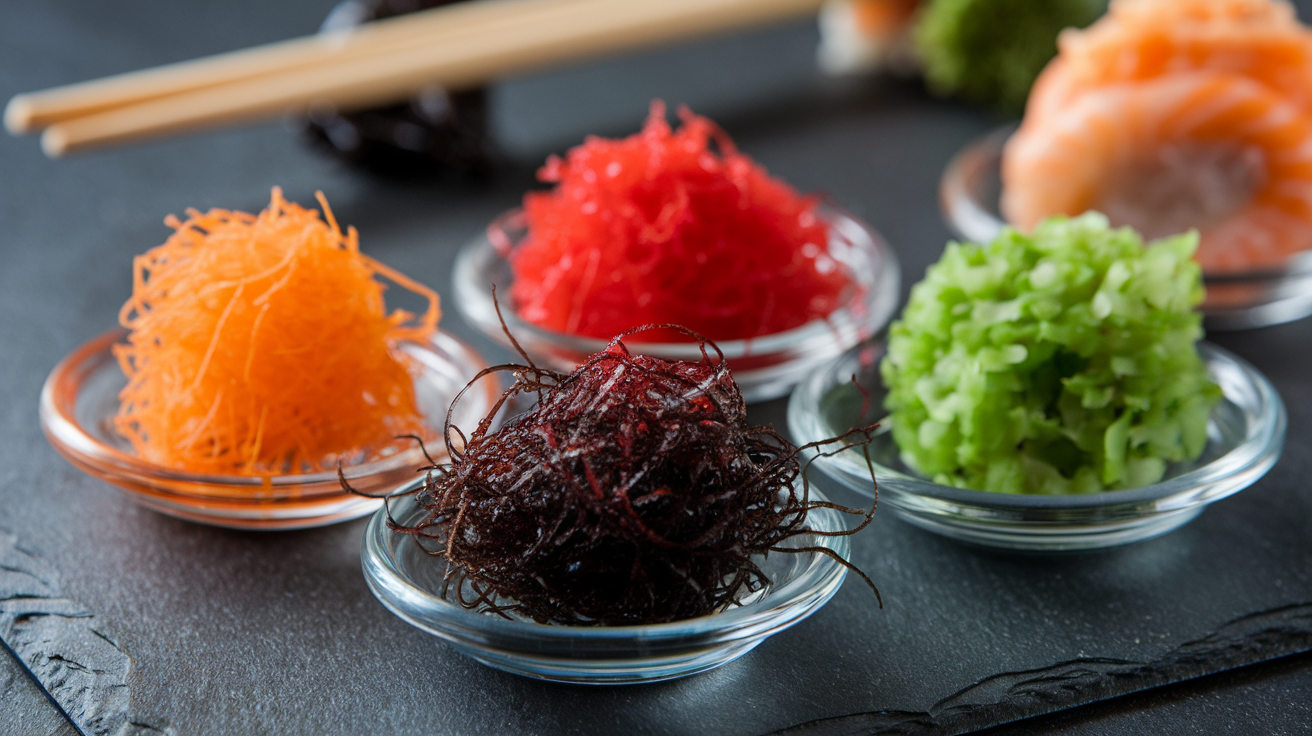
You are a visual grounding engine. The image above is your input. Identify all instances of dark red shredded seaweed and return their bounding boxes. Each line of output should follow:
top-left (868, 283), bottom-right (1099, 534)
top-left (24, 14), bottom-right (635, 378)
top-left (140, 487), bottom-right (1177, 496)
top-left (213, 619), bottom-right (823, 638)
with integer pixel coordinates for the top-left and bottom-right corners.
top-left (345, 321), bottom-right (880, 626)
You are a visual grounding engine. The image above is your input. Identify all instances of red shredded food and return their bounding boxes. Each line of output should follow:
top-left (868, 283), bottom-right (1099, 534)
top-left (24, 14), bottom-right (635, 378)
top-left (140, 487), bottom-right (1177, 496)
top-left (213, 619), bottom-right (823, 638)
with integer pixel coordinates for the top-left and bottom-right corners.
top-left (114, 188), bottom-right (440, 476)
top-left (508, 101), bottom-right (852, 342)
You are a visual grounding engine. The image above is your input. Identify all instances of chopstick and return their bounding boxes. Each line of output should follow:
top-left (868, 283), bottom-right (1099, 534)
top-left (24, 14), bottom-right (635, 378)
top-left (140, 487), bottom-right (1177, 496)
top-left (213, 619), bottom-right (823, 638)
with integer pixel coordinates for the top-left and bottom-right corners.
top-left (8, 0), bottom-right (825, 157)
top-left (4, 0), bottom-right (607, 135)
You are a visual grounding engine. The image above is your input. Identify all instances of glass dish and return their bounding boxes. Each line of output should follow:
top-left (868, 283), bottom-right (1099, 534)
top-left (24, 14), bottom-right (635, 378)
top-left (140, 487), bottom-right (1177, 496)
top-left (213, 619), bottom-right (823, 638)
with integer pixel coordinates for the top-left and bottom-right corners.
top-left (940, 127), bottom-right (1312, 330)
top-left (788, 340), bottom-right (1285, 552)
top-left (451, 203), bottom-right (900, 403)
top-left (40, 328), bottom-right (499, 530)
top-left (361, 482), bottom-right (854, 684)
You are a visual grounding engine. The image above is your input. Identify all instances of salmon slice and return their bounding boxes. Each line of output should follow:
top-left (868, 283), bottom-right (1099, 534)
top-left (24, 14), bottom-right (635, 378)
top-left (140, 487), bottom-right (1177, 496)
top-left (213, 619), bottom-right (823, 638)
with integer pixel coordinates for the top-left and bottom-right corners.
top-left (1025, 0), bottom-right (1312, 126)
top-left (848, 0), bottom-right (921, 34)
top-left (818, 0), bottom-right (922, 75)
top-left (1003, 71), bottom-right (1312, 273)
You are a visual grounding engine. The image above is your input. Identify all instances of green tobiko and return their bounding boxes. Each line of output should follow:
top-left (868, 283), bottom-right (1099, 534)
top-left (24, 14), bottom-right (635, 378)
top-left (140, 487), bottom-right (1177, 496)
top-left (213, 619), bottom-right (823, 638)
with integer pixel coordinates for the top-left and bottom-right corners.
top-left (881, 214), bottom-right (1221, 495)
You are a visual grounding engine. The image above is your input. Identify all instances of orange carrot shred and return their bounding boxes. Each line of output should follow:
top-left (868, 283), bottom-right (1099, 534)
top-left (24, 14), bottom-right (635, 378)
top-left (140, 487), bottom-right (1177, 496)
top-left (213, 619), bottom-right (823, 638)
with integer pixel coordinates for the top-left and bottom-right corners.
top-left (113, 187), bottom-right (441, 476)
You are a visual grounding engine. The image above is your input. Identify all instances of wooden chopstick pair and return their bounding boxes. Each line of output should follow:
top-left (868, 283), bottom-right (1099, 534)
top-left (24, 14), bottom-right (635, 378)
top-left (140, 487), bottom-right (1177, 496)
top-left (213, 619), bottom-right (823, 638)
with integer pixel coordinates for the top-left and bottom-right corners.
top-left (6, 0), bottom-right (825, 157)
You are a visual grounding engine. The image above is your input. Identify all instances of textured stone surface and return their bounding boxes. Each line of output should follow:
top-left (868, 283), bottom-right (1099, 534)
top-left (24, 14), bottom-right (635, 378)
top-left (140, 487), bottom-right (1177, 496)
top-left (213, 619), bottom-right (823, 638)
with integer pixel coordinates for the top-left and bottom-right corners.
top-left (765, 604), bottom-right (1312, 735)
top-left (2, 1), bottom-right (1312, 734)
top-left (982, 650), bottom-right (1312, 736)
top-left (1, 644), bottom-right (76, 736)
top-left (0, 532), bottom-right (168, 735)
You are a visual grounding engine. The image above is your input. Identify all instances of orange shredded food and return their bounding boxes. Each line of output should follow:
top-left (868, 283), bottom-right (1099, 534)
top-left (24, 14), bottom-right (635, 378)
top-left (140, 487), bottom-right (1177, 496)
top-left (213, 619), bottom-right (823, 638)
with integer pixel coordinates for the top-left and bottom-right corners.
top-left (113, 188), bottom-right (441, 476)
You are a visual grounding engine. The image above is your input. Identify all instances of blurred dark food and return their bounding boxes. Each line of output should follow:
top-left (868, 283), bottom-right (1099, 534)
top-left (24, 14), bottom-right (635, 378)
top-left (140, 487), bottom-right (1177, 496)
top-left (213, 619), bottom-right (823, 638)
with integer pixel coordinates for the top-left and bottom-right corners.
top-left (300, 0), bottom-right (495, 178)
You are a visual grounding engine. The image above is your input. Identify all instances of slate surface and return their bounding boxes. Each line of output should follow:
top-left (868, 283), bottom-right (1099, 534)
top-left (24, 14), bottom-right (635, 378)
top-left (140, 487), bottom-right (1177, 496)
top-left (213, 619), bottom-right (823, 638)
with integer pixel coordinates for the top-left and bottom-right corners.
top-left (1, 644), bottom-right (75, 736)
top-left (2, 1), bottom-right (1312, 734)
top-left (979, 650), bottom-right (1312, 736)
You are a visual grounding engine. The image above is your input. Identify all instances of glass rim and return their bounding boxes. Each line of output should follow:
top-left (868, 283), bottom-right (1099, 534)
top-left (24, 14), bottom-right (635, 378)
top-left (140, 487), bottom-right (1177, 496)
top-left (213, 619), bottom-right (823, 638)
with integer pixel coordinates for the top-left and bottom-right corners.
top-left (40, 327), bottom-right (498, 498)
top-left (788, 340), bottom-right (1286, 514)
top-left (362, 478), bottom-right (853, 643)
top-left (940, 125), bottom-right (1312, 283)
top-left (451, 201), bottom-right (902, 362)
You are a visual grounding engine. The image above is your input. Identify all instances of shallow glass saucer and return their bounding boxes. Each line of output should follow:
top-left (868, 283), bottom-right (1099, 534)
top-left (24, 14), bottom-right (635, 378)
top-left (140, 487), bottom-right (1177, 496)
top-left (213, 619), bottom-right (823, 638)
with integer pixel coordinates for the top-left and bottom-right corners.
top-left (40, 328), bottom-right (499, 530)
top-left (940, 127), bottom-right (1312, 330)
top-left (451, 203), bottom-right (900, 403)
top-left (788, 340), bottom-right (1285, 552)
top-left (361, 483), bottom-right (853, 684)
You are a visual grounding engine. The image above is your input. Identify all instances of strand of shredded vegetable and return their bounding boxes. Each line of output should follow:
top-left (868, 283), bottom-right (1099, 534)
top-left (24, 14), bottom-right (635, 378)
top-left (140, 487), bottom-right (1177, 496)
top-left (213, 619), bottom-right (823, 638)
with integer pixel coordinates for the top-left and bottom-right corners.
top-left (113, 187), bottom-right (440, 476)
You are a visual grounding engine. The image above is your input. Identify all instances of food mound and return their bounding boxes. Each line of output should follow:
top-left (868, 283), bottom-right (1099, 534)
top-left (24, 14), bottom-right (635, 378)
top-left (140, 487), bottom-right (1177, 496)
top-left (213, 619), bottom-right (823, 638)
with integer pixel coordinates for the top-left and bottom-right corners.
top-left (881, 215), bottom-right (1222, 495)
top-left (508, 101), bottom-right (853, 342)
top-left (114, 188), bottom-right (440, 475)
top-left (1003, 0), bottom-right (1312, 273)
top-left (916, 0), bottom-right (1108, 113)
top-left (386, 330), bottom-right (874, 625)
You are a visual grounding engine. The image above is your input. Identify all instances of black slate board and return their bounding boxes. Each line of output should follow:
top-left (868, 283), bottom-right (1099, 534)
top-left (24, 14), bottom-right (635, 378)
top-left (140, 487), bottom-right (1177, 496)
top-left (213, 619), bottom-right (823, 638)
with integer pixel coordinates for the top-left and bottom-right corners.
top-left (1, 643), bottom-right (75, 736)
top-left (2, 1), bottom-right (1312, 734)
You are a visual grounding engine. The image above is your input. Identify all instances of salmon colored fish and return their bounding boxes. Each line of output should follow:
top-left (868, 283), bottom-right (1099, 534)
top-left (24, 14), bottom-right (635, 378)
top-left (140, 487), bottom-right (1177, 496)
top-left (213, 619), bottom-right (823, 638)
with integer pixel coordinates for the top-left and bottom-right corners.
top-left (1027, 0), bottom-right (1312, 125)
top-left (1003, 0), bottom-right (1312, 274)
top-left (818, 0), bottom-right (923, 75)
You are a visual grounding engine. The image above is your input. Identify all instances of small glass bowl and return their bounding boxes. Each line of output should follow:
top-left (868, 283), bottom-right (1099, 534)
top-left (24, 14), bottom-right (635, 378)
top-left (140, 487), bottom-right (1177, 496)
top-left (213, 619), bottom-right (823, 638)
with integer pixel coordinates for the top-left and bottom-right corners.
top-left (361, 482), bottom-right (853, 684)
top-left (788, 340), bottom-right (1286, 552)
top-left (40, 328), bottom-right (499, 530)
top-left (451, 204), bottom-right (900, 403)
top-left (940, 127), bottom-right (1312, 330)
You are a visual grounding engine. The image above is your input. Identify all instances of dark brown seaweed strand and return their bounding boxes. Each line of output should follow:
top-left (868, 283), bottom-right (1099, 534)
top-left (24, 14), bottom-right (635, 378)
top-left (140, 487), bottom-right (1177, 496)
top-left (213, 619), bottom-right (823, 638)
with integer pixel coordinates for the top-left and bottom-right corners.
top-left (852, 373), bottom-right (873, 424)
top-left (347, 326), bottom-right (879, 626)
top-left (490, 284), bottom-right (539, 372)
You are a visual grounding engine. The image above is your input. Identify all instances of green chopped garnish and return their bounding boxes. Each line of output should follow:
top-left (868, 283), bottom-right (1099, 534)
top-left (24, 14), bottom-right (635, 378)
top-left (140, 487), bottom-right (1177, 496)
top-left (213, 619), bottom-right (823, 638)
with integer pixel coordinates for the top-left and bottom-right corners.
top-left (915, 0), bottom-right (1108, 114)
top-left (881, 214), bottom-right (1222, 495)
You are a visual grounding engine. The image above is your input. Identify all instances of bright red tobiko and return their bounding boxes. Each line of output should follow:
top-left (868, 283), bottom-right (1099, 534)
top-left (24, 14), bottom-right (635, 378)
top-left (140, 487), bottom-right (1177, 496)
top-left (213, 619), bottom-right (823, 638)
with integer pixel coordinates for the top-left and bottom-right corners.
top-left (508, 101), bottom-right (852, 342)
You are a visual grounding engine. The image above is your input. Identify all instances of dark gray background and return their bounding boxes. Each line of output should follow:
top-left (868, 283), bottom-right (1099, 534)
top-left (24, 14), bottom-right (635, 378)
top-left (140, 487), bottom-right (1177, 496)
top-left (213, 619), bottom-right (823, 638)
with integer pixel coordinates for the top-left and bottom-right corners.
top-left (2, 1), bottom-right (1312, 734)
